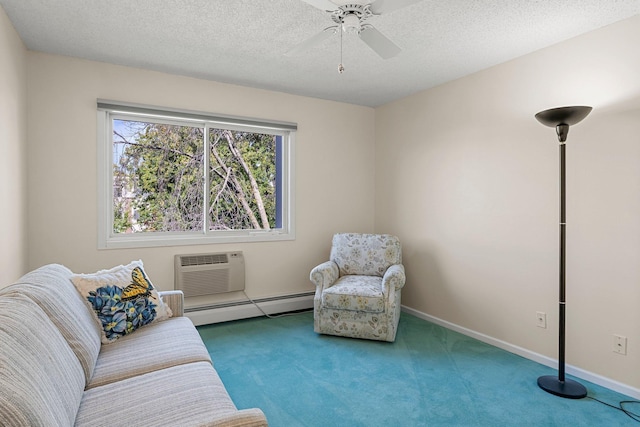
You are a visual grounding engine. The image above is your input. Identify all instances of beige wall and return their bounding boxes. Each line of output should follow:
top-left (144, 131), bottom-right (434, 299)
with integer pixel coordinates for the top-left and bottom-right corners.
top-left (0, 6), bottom-right (27, 285)
top-left (26, 53), bottom-right (376, 299)
top-left (375, 15), bottom-right (640, 390)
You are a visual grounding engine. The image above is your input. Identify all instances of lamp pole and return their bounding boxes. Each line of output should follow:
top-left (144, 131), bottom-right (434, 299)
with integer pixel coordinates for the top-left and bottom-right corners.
top-left (558, 137), bottom-right (567, 384)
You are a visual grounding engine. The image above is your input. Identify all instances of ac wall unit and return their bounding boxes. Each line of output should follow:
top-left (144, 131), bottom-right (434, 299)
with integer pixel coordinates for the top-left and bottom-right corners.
top-left (174, 251), bottom-right (245, 297)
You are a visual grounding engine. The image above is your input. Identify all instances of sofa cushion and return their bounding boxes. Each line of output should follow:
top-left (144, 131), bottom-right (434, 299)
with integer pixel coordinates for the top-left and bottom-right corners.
top-left (322, 275), bottom-right (385, 313)
top-left (1, 264), bottom-right (102, 385)
top-left (71, 260), bottom-right (172, 344)
top-left (76, 362), bottom-right (249, 426)
top-left (0, 292), bottom-right (85, 426)
top-left (88, 316), bottom-right (213, 389)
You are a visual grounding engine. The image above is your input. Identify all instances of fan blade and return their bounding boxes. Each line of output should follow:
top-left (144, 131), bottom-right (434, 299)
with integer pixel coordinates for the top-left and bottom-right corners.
top-left (370, 0), bottom-right (423, 14)
top-left (359, 26), bottom-right (401, 59)
top-left (285, 26), bottom-right (338, 57)
top-left (300, 0), bottom-right (338, 11)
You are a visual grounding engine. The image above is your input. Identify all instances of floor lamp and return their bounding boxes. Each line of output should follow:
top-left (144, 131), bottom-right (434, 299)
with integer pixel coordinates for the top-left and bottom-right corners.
top-left (534, 105), bottom-right (592, 399)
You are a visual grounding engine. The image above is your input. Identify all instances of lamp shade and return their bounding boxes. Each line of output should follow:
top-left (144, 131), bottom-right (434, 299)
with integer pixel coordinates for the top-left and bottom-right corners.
top-left (535, 106), bottom-right (592, 128)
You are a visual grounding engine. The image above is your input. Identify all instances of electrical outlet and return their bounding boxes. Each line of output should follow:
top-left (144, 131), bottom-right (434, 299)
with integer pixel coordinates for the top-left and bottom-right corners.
top-left (613, 335), bottom-right (627, 355)
top-left (536, 311), bottom-right (547, 329)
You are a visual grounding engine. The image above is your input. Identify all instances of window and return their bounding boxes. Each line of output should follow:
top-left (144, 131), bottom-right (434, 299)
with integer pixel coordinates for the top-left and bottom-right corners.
top-left (97, 101), bottom-right (296, 248)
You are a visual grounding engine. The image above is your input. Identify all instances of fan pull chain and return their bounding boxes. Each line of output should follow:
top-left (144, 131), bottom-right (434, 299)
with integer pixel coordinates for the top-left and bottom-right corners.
top-left (338, 23), bottom-right (345, 74)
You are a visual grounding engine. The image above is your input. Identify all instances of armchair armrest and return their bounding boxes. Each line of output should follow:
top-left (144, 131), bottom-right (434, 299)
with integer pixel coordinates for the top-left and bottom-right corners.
top-left (382, 264), bottom-right (406, 294)
top-left (310, 260), bottom-right (339, 290)
top-left (158, 290), bottom-right (184, 317)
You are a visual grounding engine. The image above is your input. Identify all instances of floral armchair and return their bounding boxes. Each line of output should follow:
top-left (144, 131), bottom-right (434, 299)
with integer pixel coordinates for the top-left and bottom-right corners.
top-left (310, 233), bottom-right (406, 342)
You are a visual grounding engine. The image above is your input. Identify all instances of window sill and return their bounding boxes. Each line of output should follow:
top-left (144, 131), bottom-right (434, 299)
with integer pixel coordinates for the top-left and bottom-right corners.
top-left (98, 230), bottom-right (295, 249)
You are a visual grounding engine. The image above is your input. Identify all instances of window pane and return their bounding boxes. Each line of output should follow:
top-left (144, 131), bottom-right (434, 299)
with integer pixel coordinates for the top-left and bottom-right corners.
top-left (208, 129), bottom-right (277, 231)
top-left (99, 102), bottom-right (295, 248)
top-left (113, 119), bottom-right (204, 233)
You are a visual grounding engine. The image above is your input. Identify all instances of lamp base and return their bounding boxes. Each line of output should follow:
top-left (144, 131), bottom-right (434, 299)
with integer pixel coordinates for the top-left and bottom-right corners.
top-left (537, 375), bottom-right (587, 399)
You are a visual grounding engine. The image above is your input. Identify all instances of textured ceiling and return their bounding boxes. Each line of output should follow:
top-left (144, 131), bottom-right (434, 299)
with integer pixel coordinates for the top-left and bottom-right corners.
top-left (2, 0), bottom-right (639, 107)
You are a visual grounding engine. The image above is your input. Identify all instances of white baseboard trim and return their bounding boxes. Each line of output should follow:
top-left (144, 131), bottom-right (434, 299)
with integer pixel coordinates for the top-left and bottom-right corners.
top-left (186, 291), bottom-right (314, 326)
top-left (402, 306), bottom-right (640, 400)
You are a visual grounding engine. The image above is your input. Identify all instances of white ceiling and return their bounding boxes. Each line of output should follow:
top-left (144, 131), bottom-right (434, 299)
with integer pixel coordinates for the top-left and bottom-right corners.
top-left (2, 0), bottom-right (639, 107)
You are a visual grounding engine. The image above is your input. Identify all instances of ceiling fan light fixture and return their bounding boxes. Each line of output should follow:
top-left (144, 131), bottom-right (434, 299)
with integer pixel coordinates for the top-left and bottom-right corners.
top-left (342, 13), bottom-right (361, 33)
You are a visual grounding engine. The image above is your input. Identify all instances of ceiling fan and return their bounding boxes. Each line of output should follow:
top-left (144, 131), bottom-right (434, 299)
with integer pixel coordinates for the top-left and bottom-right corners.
top-left (286, 0), bottom-right (424, 69)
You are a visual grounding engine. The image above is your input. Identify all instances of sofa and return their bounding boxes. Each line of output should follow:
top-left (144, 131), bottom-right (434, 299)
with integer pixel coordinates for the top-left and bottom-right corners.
top-left (0, 264), bottom-right (268, 427)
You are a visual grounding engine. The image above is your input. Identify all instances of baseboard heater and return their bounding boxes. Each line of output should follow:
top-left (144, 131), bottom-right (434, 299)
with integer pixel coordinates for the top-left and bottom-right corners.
top-left (184, 291), bottom-right (315, 326)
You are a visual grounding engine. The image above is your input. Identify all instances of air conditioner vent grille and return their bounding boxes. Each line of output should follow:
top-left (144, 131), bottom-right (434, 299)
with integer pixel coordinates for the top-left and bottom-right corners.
top-left (181, 269), bottom-right (230, 297)
top-left (180, 253), bottom-right (228, 267)
top-left (175, 252), bottom-right (244, 297)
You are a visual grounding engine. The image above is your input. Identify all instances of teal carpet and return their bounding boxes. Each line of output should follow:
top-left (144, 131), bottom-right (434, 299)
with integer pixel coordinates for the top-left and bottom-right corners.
top-left (197, 312), bottom-right (638, 426)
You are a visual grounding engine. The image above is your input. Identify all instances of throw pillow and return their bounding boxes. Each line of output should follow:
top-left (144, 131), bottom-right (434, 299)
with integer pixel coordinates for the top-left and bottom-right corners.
top-left (71, 260), bottom-right (172, 344)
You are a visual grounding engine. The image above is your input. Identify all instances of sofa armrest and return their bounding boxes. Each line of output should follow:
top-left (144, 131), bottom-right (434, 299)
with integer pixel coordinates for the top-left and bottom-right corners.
top-left (382, 264), bottom-right (406, 294)
top-left (310, 260), bottom-right (339, 290)
top-left (201, 408), bottom-right (268, 427)
top-left (158, 290), bottom-right (184, 317)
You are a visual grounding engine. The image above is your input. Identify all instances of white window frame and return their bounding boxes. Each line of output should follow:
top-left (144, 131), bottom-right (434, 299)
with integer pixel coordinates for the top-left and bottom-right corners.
top-left (97, 100), bottom-right (296, 249)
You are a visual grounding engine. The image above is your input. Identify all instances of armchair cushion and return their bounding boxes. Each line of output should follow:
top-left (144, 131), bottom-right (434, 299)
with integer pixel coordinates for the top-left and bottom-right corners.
top-left (322, 276), bottom-right (384, 313)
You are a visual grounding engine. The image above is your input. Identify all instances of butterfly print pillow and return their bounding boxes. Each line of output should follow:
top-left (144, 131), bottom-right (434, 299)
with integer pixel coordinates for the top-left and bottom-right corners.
top-left (71, 260), bottom-right (172, 343)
